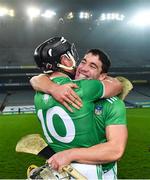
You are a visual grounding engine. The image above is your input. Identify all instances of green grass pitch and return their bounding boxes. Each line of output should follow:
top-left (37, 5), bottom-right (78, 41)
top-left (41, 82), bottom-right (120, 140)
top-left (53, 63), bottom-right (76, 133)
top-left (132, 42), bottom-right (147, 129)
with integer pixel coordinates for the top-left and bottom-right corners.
top-left (0, 108), bottom-right (150, 179)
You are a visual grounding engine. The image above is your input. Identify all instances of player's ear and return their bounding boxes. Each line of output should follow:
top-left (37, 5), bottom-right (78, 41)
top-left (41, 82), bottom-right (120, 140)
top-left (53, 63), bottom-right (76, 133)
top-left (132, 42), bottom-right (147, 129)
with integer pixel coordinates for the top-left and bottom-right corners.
top-left (99, 73), bottom-right (107, 81)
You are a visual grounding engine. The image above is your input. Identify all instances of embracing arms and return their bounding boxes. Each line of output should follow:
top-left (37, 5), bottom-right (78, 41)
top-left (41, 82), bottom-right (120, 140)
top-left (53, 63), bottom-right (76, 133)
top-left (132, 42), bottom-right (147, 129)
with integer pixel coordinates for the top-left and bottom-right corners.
top-left (47, 124), bottom-right (128, 170)
top-left (30, 74), bottom-right (122, 111)
top-left (30, 74), bottom-right (82, 112)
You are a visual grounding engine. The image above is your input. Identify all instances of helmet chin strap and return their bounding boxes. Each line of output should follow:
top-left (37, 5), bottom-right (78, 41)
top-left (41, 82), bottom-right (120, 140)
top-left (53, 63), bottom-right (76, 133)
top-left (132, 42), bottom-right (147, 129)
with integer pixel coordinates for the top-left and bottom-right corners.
top-left (57, 52), bottom-right (76, 70)
top-left (43, 70), bottom-right (53, 74)
top-left (43, 52), bottom-right (76, 74)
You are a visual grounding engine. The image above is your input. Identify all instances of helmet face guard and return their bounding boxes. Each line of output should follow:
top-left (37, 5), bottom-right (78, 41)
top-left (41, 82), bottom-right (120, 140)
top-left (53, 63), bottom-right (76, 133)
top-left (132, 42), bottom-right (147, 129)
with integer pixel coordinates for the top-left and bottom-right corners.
top-left (64, 43), bottom-right (79, 63)
top-left (34, 37), bottom-right (79, 73)
top-left (58, 43), bottom-right (79, 71)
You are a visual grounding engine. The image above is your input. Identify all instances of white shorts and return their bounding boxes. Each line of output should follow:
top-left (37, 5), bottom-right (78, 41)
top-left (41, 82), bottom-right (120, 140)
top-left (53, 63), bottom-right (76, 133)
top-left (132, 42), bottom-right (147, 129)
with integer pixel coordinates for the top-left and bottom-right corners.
top-left (102, 163), bottom-right (117, 180)
top-left (70, 162), bottom-right (117, 180)
top-left (71, 163), bottom-right (102, 179)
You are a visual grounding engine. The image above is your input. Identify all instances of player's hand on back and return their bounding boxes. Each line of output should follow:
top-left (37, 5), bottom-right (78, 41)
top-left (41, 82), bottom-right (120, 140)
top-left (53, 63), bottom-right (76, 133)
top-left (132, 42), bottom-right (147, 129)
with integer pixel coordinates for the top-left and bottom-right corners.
top-left (30, 74), bottom-right (82, 112)
top-left (52, 83), bottom-right (83, 112)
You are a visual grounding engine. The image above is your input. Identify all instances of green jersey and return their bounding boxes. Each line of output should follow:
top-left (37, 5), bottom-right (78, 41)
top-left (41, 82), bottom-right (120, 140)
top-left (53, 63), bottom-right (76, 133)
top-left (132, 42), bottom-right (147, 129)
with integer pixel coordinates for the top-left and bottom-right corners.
top-left (94, 96), bottom-right (127, 172)
top-left (34, 76), bottom-right (104, 152)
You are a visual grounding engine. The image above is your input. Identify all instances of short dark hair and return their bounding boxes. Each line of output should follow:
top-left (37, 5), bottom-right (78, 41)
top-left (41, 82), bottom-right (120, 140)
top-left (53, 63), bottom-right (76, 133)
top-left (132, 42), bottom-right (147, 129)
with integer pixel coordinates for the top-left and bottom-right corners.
top-left (86, 49), bottom-right (111, 73)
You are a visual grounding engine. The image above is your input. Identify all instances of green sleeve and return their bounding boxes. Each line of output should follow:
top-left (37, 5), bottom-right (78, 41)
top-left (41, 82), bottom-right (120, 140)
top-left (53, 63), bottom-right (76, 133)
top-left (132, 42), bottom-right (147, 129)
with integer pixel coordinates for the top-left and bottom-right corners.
top-left (80, 79), bottom-right (104, 101)
top-left (34, 91), bottom-right (54, 111)
top-left (104, 97), bottom-right (127, 126)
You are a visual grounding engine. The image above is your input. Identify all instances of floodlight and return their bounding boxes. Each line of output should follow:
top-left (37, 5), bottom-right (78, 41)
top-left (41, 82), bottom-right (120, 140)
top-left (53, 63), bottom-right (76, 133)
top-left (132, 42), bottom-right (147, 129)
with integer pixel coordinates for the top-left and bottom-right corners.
top-left (128, 10), bottom-right (150, 27)
top-left (41, 10), bottom-right (56, 18)
top-left (8, 9), bottom-right (14, 17)
top-left (118, 14), bottom-right (125, 21)
top-left (0, 7), bottom-right (15, 17)
top-left (66, 12), bottom-right (74, 19)
top-left (0, 7), bottom-right (8, 16)
top-left (27, 7), bottom-right (40, 19)
top-left (79, 11), bottom-right (91, 19)
top-left (100, 13), bottom-right (125, 21)
top-left (100, 13), bottom-right (106, 21)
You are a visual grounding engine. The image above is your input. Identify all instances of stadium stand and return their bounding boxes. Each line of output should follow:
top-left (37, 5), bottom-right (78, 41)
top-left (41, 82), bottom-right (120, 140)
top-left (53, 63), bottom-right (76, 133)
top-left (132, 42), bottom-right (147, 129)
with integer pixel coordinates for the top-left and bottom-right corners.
top-left (0, 48), bottom-right (35, 66)
top-left (0, 66), bottom-right (150, 114)
top-left (126, 84), bottom-right (150, 107)
top-left (6, 90), bottom-right (34, 106)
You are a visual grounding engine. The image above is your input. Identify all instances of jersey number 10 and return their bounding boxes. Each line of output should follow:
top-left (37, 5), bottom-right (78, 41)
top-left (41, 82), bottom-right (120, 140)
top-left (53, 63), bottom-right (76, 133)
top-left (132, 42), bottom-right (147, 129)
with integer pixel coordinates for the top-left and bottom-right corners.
top-left (37, 106), bottom-right (75, 144)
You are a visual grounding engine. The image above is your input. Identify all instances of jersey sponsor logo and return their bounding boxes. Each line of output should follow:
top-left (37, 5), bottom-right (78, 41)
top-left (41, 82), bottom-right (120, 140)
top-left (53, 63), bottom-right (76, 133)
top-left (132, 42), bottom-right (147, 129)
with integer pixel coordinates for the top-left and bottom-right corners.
top-left (43, 94), bottom-right (50, 103)
top-left (95, 105), bottom-right (103, 115)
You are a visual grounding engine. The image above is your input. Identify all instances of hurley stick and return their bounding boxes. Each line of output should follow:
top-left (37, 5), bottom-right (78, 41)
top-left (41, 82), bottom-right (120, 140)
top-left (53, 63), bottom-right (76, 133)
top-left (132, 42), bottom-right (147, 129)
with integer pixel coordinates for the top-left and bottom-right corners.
top-left (16, 134), bottom-right (87, 179)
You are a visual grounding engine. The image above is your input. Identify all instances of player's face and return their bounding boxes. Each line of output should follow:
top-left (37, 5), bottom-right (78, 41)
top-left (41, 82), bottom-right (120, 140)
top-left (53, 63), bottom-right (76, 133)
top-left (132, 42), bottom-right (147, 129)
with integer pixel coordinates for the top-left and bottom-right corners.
top-left (75, 53), bottom-right (103, 80)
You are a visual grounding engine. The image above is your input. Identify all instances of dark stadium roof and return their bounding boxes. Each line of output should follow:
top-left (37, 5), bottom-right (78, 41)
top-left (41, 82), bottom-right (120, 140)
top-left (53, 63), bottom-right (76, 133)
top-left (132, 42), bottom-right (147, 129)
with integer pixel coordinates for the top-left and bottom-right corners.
top-left (0, 0), bottom-right (150, 67)
top-left (1, 0), bottom-right (150, 11)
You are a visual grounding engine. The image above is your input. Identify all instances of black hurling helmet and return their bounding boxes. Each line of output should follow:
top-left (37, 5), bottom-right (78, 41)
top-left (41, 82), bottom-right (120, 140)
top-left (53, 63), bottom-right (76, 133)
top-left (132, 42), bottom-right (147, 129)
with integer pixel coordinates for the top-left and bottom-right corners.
top-left (34, 37), bottom-right (79, 73)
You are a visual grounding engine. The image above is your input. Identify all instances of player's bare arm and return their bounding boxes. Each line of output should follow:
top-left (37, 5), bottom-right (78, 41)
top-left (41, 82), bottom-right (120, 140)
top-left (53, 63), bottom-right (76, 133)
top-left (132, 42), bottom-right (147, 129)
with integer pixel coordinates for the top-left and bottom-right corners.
top-left (101, 76), bottom-right (123, 98)
top-left (72, 125), bottom-right (128, 164)
top-left (30, 74), bottom-right (82, 112)
top-left (47, 125), bottom-right (127, 170)
top-left (30, 74), bottom-right (122, 108)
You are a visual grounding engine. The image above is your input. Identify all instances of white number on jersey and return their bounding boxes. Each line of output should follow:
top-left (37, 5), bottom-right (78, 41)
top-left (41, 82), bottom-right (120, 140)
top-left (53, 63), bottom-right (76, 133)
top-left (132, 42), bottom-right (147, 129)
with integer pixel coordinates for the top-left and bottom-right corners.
top-left (37, 106), bottom-right (75, 143)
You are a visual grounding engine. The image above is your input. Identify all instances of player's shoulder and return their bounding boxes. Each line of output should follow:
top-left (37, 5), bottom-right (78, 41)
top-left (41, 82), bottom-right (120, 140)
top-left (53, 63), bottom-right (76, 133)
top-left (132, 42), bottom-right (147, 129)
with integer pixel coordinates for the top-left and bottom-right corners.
top-left (74, 79), bottom-right (101, 86)
top-left (101, 96), bottom-right (125, 113)
top-left (52, 76), bottom-right (72, 84)
top-left (105, 96), bottom-right (124, 106)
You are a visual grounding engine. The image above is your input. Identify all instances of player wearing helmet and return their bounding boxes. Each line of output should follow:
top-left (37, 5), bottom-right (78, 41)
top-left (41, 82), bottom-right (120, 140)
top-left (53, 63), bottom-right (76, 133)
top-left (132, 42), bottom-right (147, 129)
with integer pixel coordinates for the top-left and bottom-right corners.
top-left (33, 36), bottom-right (123, 179)
top-left (34, 37), bottom-right (78, 73)
top-left (30, 38), bottom-right (129, 179)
